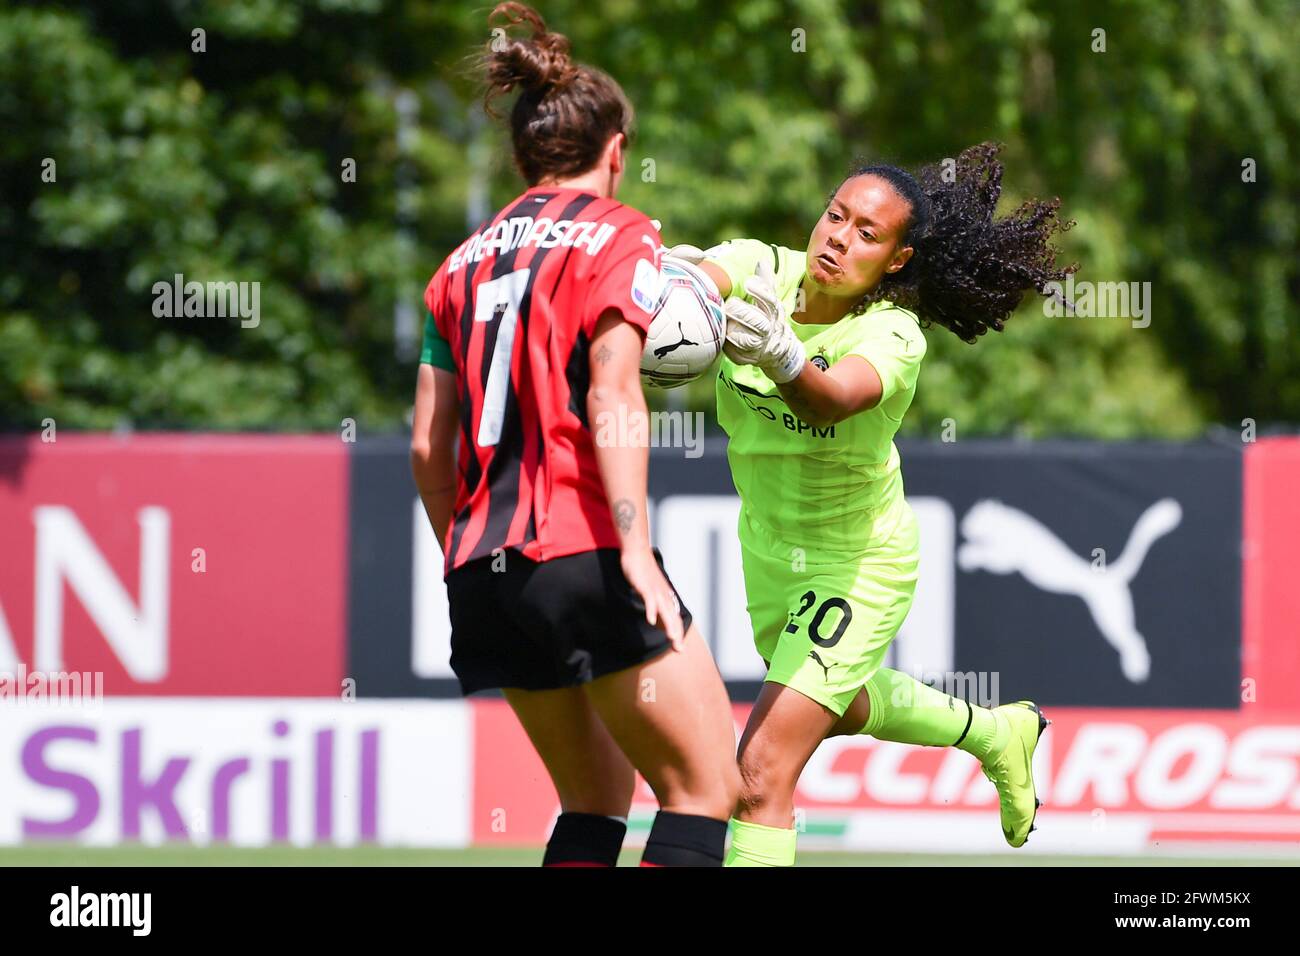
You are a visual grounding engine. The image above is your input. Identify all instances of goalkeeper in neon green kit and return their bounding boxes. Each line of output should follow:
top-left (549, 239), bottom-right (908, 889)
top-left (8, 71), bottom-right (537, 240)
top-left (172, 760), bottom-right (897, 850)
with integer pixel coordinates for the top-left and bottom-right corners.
top-left (674, 144), bottom-right (1076, 866)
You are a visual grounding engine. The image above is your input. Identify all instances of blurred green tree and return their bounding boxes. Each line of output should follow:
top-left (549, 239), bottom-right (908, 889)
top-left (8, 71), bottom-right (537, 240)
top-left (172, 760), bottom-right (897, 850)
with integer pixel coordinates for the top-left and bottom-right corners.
top-left (1, 0), bottom-right (1294, 437)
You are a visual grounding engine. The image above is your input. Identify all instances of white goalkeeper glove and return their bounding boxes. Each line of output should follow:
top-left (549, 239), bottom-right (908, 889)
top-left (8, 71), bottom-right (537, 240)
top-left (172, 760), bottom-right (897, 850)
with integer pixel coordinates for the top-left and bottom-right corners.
top-left (666, 243), bottom-right (708, 265)
top-left (723, 259), bottom-right (806, 384)
top-left (663, 244), bottom-right (724, 300)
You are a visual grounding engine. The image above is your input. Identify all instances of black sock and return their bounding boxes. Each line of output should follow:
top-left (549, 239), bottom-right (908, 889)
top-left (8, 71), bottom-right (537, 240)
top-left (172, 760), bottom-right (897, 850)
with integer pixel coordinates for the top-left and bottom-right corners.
top-left (640, 811), bottom-right (727, 867)
top-left (542, 812), bottom-right (627, 867)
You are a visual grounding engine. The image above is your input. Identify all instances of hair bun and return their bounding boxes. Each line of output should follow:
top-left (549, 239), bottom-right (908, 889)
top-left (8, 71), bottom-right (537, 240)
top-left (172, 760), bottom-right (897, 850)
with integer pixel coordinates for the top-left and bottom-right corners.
top-left (485, 3), bottom-right (576, 100)
top-left (475, 2), bottom-right (635, 185)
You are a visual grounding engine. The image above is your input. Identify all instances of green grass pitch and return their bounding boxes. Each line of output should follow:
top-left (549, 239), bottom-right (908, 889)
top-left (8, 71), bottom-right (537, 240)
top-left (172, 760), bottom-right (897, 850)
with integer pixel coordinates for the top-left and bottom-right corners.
top-left (1, 845), bottom-right (1293, 867)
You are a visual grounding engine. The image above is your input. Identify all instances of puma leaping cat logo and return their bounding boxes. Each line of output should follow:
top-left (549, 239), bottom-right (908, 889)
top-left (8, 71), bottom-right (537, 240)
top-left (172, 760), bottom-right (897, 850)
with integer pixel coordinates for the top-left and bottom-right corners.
top-left (807, 649), bottom-right (837, 682)
top-left (653, 322), bottom-right (698, 359)
top-left (957, 498), bottom-right (1183, 684)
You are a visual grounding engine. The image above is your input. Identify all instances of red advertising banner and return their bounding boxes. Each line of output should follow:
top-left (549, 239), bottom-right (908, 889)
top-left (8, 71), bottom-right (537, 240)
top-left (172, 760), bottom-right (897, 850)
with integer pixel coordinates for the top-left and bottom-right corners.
top-left (1243, 437), bottom-right (1300, 714)
top-left (471, 699), bottom-right (1300, 853)
top-left (0, 435), bottom-right (347, 696)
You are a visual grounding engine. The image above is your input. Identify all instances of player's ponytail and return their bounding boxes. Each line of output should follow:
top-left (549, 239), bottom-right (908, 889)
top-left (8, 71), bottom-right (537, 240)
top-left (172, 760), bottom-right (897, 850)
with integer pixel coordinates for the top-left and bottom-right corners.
top-left (479, 2), bottom-right (634, 186)
top-left (846, 143), bottom-right (1077, 343)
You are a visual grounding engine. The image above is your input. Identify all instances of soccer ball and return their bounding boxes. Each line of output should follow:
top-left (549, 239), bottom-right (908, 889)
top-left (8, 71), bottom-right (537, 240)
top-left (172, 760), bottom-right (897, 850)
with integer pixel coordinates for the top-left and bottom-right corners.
top-left (639, 257), bottom-right (725, 388)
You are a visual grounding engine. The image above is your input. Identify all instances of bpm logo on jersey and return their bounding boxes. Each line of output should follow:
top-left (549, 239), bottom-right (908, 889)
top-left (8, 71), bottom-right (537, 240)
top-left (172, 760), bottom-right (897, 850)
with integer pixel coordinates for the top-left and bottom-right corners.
top-left (50, 886), bottom-right (151, 936)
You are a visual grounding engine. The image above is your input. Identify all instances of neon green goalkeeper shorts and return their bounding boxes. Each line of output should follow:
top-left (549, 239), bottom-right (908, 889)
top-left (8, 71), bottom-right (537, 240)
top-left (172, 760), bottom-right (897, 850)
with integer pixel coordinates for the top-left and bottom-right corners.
top-left (738, 492), bottom-right (920, 718)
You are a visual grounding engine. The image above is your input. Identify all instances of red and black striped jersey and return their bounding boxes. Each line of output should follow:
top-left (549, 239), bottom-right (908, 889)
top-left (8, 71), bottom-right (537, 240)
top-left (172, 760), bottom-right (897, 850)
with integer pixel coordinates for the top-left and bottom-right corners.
top-left (424, 185), bottom-right (664, 573)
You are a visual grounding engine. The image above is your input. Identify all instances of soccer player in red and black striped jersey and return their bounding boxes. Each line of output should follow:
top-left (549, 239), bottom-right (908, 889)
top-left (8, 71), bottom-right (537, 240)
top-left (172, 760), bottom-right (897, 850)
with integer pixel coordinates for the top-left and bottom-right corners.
top-left (411, 3), bottom-right (739, 867)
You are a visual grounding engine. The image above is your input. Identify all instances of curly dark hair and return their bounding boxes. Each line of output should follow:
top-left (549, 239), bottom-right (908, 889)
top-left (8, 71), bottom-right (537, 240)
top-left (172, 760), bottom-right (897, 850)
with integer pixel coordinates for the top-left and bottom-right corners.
top-left (840, 142), bottom-right (1076, 343)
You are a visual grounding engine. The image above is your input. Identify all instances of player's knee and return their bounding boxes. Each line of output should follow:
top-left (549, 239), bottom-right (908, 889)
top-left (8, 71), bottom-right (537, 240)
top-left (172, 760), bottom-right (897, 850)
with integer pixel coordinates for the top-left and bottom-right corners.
top-left (554, 777), bottom-right (635, 818)
top-left (685, 771), bottom-right (742, 820)
top-left (734, 776), bottom-right (763, 817)
top-left (734, 746), bottom-right (793, 816)
top-left (735, 775), bottom-right (779, 818)
top-left (552, 757), bottom-right (636, 817)
top-left (654, 761), bottom-right (741, 820)
top-left (558, 793), bottom-right (633, 818)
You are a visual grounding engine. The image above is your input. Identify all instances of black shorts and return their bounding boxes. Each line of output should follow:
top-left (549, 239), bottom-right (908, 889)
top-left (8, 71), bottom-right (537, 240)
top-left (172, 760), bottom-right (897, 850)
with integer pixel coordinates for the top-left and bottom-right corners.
top-left (445, 547), bottom-right (694, 695)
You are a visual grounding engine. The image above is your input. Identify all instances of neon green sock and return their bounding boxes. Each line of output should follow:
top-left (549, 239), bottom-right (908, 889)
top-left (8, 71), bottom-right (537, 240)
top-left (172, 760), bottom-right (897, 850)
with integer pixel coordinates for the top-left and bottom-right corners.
top-left (725, 818), bottom-right (797, 867)
top-left (860, 668), bottom-right (1008, 762)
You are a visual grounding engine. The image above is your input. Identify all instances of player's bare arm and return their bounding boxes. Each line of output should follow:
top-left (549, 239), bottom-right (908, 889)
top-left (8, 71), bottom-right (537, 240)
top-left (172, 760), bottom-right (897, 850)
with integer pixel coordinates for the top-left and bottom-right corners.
top-left (697, 260), bottom-right (732, 298)
top-left (410, 363), bottom-right (459, 552)
top-left (587, 310), bottom-right (653, 554)
top-left (587, 307), bottom-right (684, 648)
top-left (775, 354), bottom-right (884, 427)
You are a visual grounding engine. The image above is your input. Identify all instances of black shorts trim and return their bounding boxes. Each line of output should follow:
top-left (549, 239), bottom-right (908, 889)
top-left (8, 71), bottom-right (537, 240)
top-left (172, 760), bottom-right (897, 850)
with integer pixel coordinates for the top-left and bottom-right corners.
top-left (444, 547), bottom-right (693, 695)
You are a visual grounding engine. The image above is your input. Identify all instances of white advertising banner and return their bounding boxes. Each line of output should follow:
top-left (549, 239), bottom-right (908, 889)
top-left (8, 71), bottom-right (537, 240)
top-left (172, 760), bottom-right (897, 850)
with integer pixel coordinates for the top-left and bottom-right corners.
top-left (0, 699), bottom-right (471, 848)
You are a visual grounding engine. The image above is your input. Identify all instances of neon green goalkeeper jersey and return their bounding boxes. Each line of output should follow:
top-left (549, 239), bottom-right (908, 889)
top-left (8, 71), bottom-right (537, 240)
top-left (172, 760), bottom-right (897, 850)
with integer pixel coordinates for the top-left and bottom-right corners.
top-left (707, 238), bottom-right (928, 552)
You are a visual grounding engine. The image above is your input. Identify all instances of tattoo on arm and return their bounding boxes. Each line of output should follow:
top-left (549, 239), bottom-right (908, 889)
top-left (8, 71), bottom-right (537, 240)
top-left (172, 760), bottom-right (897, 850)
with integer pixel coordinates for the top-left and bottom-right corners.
top-left (595, 344), bottom-right (614, 366)
top-left (612, 497), bottom-right (636, 534)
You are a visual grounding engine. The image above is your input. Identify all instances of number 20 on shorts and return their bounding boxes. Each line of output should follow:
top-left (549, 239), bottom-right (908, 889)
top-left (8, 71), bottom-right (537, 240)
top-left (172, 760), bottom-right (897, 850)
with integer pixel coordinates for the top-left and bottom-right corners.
top-left (784, 591), bottom-right (853, 647)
